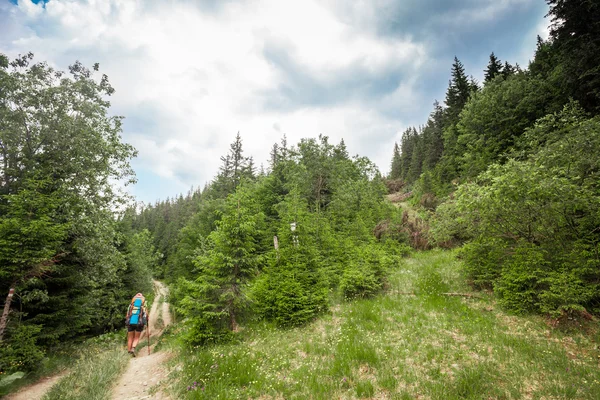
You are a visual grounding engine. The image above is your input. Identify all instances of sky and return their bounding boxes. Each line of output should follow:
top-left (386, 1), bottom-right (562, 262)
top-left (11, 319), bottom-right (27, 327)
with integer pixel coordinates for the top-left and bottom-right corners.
top-left (0, 0), bottom-right (550, 205)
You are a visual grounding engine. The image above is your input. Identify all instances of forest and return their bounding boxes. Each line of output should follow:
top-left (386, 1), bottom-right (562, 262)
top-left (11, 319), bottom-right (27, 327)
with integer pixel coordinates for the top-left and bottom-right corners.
top-left (0, 0), bottom-right (599, 391)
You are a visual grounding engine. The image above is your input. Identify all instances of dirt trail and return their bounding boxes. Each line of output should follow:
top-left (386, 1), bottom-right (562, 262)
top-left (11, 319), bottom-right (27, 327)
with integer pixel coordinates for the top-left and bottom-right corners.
top-left (111, 280), bottom-right (173, 400)
top-left (4, 371), bottom-right (68, 400)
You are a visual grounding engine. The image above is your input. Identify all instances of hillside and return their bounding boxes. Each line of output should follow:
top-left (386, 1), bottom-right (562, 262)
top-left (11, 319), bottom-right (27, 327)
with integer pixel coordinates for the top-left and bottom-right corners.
top-left (159, 250), bottom-right (600, 399)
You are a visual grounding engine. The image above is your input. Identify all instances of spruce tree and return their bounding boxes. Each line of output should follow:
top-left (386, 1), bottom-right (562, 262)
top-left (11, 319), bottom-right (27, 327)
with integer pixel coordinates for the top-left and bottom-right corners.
top-left (183, 187), bottom-right (264, 341)
top-left (399, 128), bottom-right (415, 181)
top-left (484, 52), bottom-right (503, 83)
top-left (407, 128), bottom-right (424, 183)
top-left (547, 0), bottom-right (600, 112)
top-left (213, 133), bottom-right (254, 197)
top-left (445, 57), bottom-right (473, 123)
top-left (422, 101), bottom-right (444, 170)
top-left (389, 142), bottom-right (402, 179)
top-left (502, 61), bottom-right (515, 79)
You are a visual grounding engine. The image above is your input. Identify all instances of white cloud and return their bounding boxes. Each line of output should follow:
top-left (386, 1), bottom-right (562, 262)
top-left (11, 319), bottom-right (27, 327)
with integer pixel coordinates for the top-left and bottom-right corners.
top-left (1, 0), bottom-right (426, 202)
top-left (0, 0), bottom-right (548, 202)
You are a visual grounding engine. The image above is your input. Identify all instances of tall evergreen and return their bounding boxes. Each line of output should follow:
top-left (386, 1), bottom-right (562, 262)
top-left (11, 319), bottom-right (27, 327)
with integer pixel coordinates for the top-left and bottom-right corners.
top-left (407, 128), bottom-right (424, 183)
top-left (502, 61), bottom-right (515, 79)
top-left (389, 142), bottom-right (402, 179)
top-left (445, 57), bottom-right (473, 123)
top-left (422, 101), bottom-right (445, 171)
top-left (484, 52), bottom-right (503, 83)
top-left (399, 128), bottom-right (415, 181)
top-left (547, 0), bottom-right (600, 113)
top-left (213, 133), bottom-right (254, 198)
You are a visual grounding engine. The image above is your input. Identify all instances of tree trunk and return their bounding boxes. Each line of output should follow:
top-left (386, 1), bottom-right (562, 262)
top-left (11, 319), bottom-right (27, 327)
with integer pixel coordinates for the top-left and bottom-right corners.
top-left (0, 288), bottom-right (15, 342)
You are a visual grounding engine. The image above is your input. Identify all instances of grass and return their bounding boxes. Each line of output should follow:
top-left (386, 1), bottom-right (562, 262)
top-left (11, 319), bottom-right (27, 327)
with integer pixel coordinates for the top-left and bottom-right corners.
top-left (42, 332), bottom-right (130, 400)
top-left (166, 249), bottom-right (600, 399)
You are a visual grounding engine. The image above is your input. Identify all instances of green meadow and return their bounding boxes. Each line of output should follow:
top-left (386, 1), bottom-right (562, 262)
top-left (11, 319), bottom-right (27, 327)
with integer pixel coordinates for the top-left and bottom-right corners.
top-left (163, 250), bottom-right (600, 399)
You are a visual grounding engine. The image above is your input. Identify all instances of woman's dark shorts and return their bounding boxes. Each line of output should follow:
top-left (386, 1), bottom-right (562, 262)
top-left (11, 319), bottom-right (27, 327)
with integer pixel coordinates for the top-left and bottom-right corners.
top-left (127, 324), bottom-right (144, 332)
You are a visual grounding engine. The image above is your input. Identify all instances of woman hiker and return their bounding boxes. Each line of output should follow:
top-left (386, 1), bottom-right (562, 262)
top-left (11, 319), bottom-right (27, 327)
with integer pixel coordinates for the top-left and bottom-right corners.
top-left (126, 292), bottom-right (149, 356)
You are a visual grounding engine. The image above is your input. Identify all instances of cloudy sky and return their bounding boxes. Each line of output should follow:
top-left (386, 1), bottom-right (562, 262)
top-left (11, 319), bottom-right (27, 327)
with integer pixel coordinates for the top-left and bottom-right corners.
top-left (1, 0), bottom-right (550, 204)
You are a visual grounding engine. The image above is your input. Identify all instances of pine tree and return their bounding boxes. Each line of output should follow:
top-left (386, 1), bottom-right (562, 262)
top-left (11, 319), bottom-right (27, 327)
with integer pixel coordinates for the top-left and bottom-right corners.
top-left (445, 57), bottom-right (473, 123)
top-left (399, 128), bottom-right (414, 181)
top-left (422, 101), bottom-right (444, 170)
top-left (213, 133), bottom-right (253, 197)
top-left (269, 143), bottom-right (280, 170)
top-left (484, 52), bottom-right (503, 83)
top-left (502, 61), bottom-right (515, 79)
top-left (182, 187), bottom-right (264, 342)
top-left (389, 142), bottom-right (402, 179)
top-left (407, 128), bottom-right (424, 183)
top-left (547, 0), bottom-right (600, 112)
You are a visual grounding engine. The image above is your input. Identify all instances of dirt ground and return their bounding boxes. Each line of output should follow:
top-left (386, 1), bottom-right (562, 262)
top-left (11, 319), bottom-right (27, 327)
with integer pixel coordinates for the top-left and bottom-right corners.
top-left (110, 281), bottom-right (173, 400)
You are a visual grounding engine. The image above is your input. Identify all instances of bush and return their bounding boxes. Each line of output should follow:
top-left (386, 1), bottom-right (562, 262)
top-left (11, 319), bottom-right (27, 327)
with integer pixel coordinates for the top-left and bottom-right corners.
top-left (444, 104), bottom-right (600, 316)
top-left (419, 193), bottom-right (439, 211)
top-left (0, 324), bottom-right (45, 373)
top-left (172, 278), bottom-right (233, 345)
top-left (252, 251), bottom-right (329, 327)
top-left (339, 266), bottom-right (381, 300)
top-left (494, 242), bottom-right (548, 314)
top-left (429, 201), bottom-right (474, 248)
top-left (339, 245), bottom-right (392, 300)
top-left (459, 239), bottom-right (505, 289)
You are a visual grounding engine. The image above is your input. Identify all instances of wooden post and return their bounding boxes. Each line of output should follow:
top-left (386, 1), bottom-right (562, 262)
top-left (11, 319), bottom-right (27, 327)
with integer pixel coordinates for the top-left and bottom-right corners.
top-left (0, 288), bottom-right (15, 342)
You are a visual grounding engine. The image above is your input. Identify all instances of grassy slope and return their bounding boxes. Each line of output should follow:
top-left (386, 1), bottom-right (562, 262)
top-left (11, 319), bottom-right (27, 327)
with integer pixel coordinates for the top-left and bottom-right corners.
top-left (43, 345), bottom-right (129, 400)
top-left (167, 250), bottom-right (600, 399)
top-left (42, 333), bottom-right (130, 400)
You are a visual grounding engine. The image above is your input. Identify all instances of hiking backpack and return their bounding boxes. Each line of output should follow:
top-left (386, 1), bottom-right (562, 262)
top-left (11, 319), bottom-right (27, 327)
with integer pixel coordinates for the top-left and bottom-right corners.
top-left (128, 298), bottom-right (146, 326)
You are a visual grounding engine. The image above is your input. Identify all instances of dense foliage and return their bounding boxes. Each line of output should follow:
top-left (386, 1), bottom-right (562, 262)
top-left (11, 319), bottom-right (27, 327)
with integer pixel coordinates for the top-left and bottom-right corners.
top-left (135, 134), bottom-right (405, 344)
top-left (391, 0), bottom-right (600, 317)
top-left (0, 54), bottom-right (155, 373)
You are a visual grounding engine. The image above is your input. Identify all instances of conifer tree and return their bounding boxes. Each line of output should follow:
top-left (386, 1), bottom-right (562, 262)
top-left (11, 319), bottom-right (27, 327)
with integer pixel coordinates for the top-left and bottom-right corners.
top-left (502, 61), bottom-right (515, 79)
top-left (269, 143), bottom-right (280, 170)
top-left (422, 101), bottom-right (444, 171)
top-left (484, 52), bottom-right (503, 83)
top-left (546, 0), bottom-right (600, 112)
top-left (407, 128), bottom-right (424, 183)
top-left (213, 133), bottom-right (254, 197)
top-left (445, 57), bottom-right (473, 123)
top-left (181, 187), bottom-right (264, 342)
top-left (389, 142), bottom-right (402, 179)
top-left (399, 128), bottom-right (415, 181)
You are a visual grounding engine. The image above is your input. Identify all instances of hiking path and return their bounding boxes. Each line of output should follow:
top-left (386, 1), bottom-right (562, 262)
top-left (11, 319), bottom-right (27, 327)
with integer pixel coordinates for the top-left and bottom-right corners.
top-left (111, 280), bottom-right (173, 400)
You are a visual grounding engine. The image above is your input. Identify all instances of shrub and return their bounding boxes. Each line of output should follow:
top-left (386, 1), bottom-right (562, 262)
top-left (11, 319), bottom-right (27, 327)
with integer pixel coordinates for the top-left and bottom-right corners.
top-left (172, 278), bottom-right (233, 345)
top-left (339, 266), bottom-right (381, 300)
top-left (252, 250), bottom-right (329, 327)
top-left (419, 193), bottom-right (439, 211)
top-left (429, 200), bottom-right (474, 248)
top-left (459, 238), bottom-right (505, 289)
top-left (494, 242), bottom-right (548, 314)
top-left (339, 245), bottom-right (392, 300)
top-left (0, 324), bottom-right (45, 373)
top-left (446, 104), bottom-right (600, 316)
